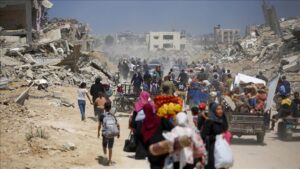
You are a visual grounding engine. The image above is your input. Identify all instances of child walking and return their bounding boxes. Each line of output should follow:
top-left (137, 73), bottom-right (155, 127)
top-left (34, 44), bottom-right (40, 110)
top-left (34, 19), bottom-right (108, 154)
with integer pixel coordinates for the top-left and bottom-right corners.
top-left (77, 82), bottom-right (92, 121)
top-left (97, 101), bottom-right (120, 166)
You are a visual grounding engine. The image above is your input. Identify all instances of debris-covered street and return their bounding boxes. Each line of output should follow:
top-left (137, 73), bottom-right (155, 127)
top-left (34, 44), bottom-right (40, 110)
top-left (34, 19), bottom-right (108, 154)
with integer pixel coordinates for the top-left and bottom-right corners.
top-left (1, 0), bottom-right (300, 169)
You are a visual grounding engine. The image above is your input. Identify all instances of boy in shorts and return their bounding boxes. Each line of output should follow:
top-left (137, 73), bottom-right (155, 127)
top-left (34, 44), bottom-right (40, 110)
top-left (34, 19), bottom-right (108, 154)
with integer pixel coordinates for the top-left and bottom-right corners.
top-left (97, 101), bottom-right (120, 166)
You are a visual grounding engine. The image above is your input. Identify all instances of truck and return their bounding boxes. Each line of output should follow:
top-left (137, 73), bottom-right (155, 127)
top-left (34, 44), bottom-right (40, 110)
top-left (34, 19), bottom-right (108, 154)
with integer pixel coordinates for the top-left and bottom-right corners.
top-left (229, 113), bottom-right (267, 143)
top-left (222, 73), bottom-right (277, 144)
top-left (222, 95), bottom-right (268, 143)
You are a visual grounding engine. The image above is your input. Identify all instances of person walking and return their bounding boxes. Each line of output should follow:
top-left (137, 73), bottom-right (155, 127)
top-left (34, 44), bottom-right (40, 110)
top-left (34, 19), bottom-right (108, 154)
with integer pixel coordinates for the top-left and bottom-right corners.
top-left (131, 71), bottom-right (144, 95)
top-left (130, 91), bottom-right (155, 159)
top-left (97, 101), bottom-right (120, 166)
top-left (201, 104), bottom-right (229, 169)
top-left (78, 82), bottom-right (92, 121)
top-left (140, 103), bottom-right (173, 169)
top-left (90, 77), bottom-right (105, 116)
top-left (94, 92), bottom-right (107, 118)
top-left (178, 69), bottom-right (189, 85)
top-left (160, 76), bottom-right (176, 96)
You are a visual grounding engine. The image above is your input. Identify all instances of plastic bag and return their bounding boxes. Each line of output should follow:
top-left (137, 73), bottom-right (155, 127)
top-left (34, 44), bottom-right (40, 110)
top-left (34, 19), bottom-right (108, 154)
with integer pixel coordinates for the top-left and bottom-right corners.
top-left (223, 131), bottom-right (232, 144)
top-left (214, 134), bottom-right (234, 169)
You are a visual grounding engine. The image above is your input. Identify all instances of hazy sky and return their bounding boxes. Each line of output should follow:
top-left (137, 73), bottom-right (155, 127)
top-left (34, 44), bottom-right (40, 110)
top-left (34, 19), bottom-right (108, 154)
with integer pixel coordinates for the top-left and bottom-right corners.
top-left (49, 0), bottom-right (300, 35)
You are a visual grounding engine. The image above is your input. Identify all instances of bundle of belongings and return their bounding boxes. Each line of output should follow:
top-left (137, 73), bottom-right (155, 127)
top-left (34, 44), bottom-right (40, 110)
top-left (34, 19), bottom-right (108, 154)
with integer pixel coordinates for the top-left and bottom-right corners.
top-left (226, 73), bottom-right (268, 114)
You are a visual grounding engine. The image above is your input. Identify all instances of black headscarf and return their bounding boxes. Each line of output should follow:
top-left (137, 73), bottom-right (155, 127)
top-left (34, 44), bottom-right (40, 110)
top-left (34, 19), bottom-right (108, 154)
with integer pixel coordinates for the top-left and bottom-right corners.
top-left (209, 104), bottom-right (228, 129)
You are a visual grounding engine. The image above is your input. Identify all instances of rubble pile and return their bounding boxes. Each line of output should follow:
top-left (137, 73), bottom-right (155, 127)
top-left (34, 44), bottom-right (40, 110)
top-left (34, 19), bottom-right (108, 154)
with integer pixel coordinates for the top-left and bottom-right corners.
top-left (208, 17), bottom-right (300, 72)
top-left (1, 17), bottom-right (114, 87)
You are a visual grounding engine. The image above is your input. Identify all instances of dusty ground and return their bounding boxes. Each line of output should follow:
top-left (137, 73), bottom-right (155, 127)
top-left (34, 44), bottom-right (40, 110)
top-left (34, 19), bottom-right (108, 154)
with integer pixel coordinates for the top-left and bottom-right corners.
top-left (0, 84), bottom-right (300, 169)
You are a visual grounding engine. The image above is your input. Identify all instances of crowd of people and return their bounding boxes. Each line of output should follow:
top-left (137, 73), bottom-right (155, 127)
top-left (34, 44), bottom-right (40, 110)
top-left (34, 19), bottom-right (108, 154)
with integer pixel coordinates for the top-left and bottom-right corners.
top-left (75, 59), bottom-right (299, 168)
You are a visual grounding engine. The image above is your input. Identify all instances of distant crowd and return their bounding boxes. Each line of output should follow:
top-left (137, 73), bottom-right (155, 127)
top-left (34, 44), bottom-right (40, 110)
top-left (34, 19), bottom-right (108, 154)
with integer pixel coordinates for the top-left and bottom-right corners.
top-left (75, 59), bottom-right (299, 168)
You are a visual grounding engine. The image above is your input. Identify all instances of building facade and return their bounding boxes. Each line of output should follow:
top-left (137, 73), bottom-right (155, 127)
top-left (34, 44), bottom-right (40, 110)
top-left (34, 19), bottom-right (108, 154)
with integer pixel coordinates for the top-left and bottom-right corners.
top-left (214, 25), bottom-right (240, 44)
top-left (147, 32), bottom-right (186, 51)
top-left (0, 0), bottom-right (53, 43)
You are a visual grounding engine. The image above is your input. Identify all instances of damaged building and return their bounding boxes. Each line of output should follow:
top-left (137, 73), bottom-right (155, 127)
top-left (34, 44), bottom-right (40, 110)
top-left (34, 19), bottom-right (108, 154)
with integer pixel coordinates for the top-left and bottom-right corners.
top-left (147, 31), bottom-right (186, 51)
top-left (0, 0), bottom-right (53, 43)
top-left (262, 0), bottom-right (282, 37)
top-left (214, 25), bottom-right (240, 44)
top-left (0, 0), bottom-right (113, 89)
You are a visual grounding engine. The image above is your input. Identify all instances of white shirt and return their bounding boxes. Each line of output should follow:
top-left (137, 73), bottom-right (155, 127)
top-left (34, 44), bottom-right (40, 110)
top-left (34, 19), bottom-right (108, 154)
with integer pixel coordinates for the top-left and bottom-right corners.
top-left (78, 88), bottom-right (87, 100)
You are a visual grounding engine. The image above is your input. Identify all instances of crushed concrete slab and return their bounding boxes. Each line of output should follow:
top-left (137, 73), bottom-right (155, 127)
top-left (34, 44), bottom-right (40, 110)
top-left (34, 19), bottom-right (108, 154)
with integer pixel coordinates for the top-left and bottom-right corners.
top-left (39, 29), bottom-right (62, 44)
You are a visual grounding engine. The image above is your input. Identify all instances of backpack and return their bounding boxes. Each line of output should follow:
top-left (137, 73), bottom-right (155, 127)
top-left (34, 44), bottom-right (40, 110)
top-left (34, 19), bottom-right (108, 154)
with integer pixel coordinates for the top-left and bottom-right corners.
top-left (103, 112), bottom-right (119, 138)
top-left (178, 82), bottom-right (186, 91)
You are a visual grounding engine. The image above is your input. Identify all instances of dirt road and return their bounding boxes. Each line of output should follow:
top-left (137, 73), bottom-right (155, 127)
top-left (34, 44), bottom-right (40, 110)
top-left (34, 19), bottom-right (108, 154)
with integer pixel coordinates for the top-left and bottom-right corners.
top-left (0, 85), bottom-right (299, 169)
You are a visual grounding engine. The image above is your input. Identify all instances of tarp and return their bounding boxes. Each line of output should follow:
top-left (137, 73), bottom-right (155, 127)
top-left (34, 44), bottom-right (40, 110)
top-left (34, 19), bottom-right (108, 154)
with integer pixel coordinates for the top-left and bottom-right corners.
top-left (264, 74), bottom-right (280, 112)
top-left (42, 0), bottom-right (53, 8)
top-left (234, 73), bottom-right (266, 86)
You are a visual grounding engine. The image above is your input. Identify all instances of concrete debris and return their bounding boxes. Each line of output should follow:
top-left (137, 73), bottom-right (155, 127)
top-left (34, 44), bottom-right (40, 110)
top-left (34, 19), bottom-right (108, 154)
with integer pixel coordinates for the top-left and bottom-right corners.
top-left (0, 77), bottom-right (10, 90)
top-left (62, 142), bottom-right (76, 151)
top-left (26, 69), bottom-right (34, 79)
top-left (39, 29), bottom-right (62, 44)
top-left (14, 83), bottom-right (34, 105)
top-left (282, 55), bottom-right (300, 72)
top-left (0, 13), bottom-right (113, 88)
top-left (90, 60), bottom-right (113, 80)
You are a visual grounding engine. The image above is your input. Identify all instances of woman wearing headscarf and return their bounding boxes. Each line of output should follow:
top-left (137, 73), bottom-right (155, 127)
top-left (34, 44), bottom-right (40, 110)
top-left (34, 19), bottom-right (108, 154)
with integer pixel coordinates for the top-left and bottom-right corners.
top-left (130, 91), bottom-right (156, 159)
top-left (201, 104), bottom-right (228, 169)
top-left (141, 103), bottom-right (173, 169)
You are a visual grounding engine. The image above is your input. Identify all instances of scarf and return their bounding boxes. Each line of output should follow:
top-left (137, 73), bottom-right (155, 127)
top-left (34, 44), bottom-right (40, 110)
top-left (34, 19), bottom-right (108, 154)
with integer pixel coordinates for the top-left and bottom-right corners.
top-left (209, 104), bottom-right (227, 124)
top-left (141, 103), bottom-right (160, 143)
top-left (134, 91), bottom-right (155, 112)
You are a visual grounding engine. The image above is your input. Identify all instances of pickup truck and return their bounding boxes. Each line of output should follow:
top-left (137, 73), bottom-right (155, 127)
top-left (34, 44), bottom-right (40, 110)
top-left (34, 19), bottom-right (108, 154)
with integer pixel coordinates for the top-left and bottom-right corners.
top-left (229, 113), bottom-right (267, 143)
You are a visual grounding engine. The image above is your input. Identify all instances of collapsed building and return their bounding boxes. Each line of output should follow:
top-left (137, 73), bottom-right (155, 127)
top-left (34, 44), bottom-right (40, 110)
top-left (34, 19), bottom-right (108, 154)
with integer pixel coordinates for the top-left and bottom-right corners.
top-left (0, 0), bottom-right (114, 90)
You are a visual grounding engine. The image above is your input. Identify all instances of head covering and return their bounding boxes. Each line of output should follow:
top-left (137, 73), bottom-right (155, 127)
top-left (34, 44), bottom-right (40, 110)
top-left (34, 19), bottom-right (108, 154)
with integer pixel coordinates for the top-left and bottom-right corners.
top-left (141, 103), bottom-right (160, 143)
top-left (176, 112), bottom-right (189, 127)
top-left (198, 102), bottom-right (206, 110)
top-left (95, 77), bottom-right (102, 84)
top-left (209, 104), bottom-right (227, 125)
top-left (134, 91), bottom-right (151, 112)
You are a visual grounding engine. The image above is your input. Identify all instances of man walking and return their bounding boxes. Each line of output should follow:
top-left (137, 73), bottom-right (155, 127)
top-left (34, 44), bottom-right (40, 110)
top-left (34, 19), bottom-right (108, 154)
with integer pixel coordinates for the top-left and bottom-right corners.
top-left (90, 77), bottom-right (105, 116)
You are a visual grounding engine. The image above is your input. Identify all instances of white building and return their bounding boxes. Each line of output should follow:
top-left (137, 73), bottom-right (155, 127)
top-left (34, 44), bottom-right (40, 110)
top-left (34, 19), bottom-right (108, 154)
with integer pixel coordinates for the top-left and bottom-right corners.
top-left (214, 25), bottom-right (240, 44)
top-left (147, 32), bottom-right (186, 51)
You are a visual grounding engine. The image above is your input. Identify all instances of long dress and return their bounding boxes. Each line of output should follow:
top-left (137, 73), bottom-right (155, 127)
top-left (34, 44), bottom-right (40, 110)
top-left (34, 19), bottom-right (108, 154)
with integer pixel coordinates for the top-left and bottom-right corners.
top-left (201, 120), bottom-right (228, 169)
top-left (142, 118), bottom-right (173, 169)
top-left (131, 111), bottom-right (147, 159)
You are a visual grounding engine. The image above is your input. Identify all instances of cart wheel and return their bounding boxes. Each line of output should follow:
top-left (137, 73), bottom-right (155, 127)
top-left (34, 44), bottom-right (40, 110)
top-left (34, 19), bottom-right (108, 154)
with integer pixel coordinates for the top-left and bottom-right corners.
top-left (114, 99), bottom-right (123, 112)
top-left (277, 121), bottom-right (285, 139)
top-left (256, 133), bottom-right (265, 143)
top-left (284, 128), bottom-right (293, 141)
top-left (123, 104), bottom-right (131, 112)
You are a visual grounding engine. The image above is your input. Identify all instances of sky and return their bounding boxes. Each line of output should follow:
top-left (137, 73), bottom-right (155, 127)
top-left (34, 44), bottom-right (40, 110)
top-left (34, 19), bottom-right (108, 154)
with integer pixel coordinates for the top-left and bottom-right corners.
top-left (49, 0), bottom-right (300, 36)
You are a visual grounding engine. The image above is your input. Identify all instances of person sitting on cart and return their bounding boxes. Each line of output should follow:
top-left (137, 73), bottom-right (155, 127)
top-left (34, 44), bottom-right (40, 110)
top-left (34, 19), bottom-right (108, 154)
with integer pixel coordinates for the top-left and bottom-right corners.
top-left (245, 84), bottom-right (257, 113)
top-left (271, 94), bottom-right (292, 130)
top-left (291, 92), bottom-right (300, 117)
top-left (256, 88), bottom-right (268, 112)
